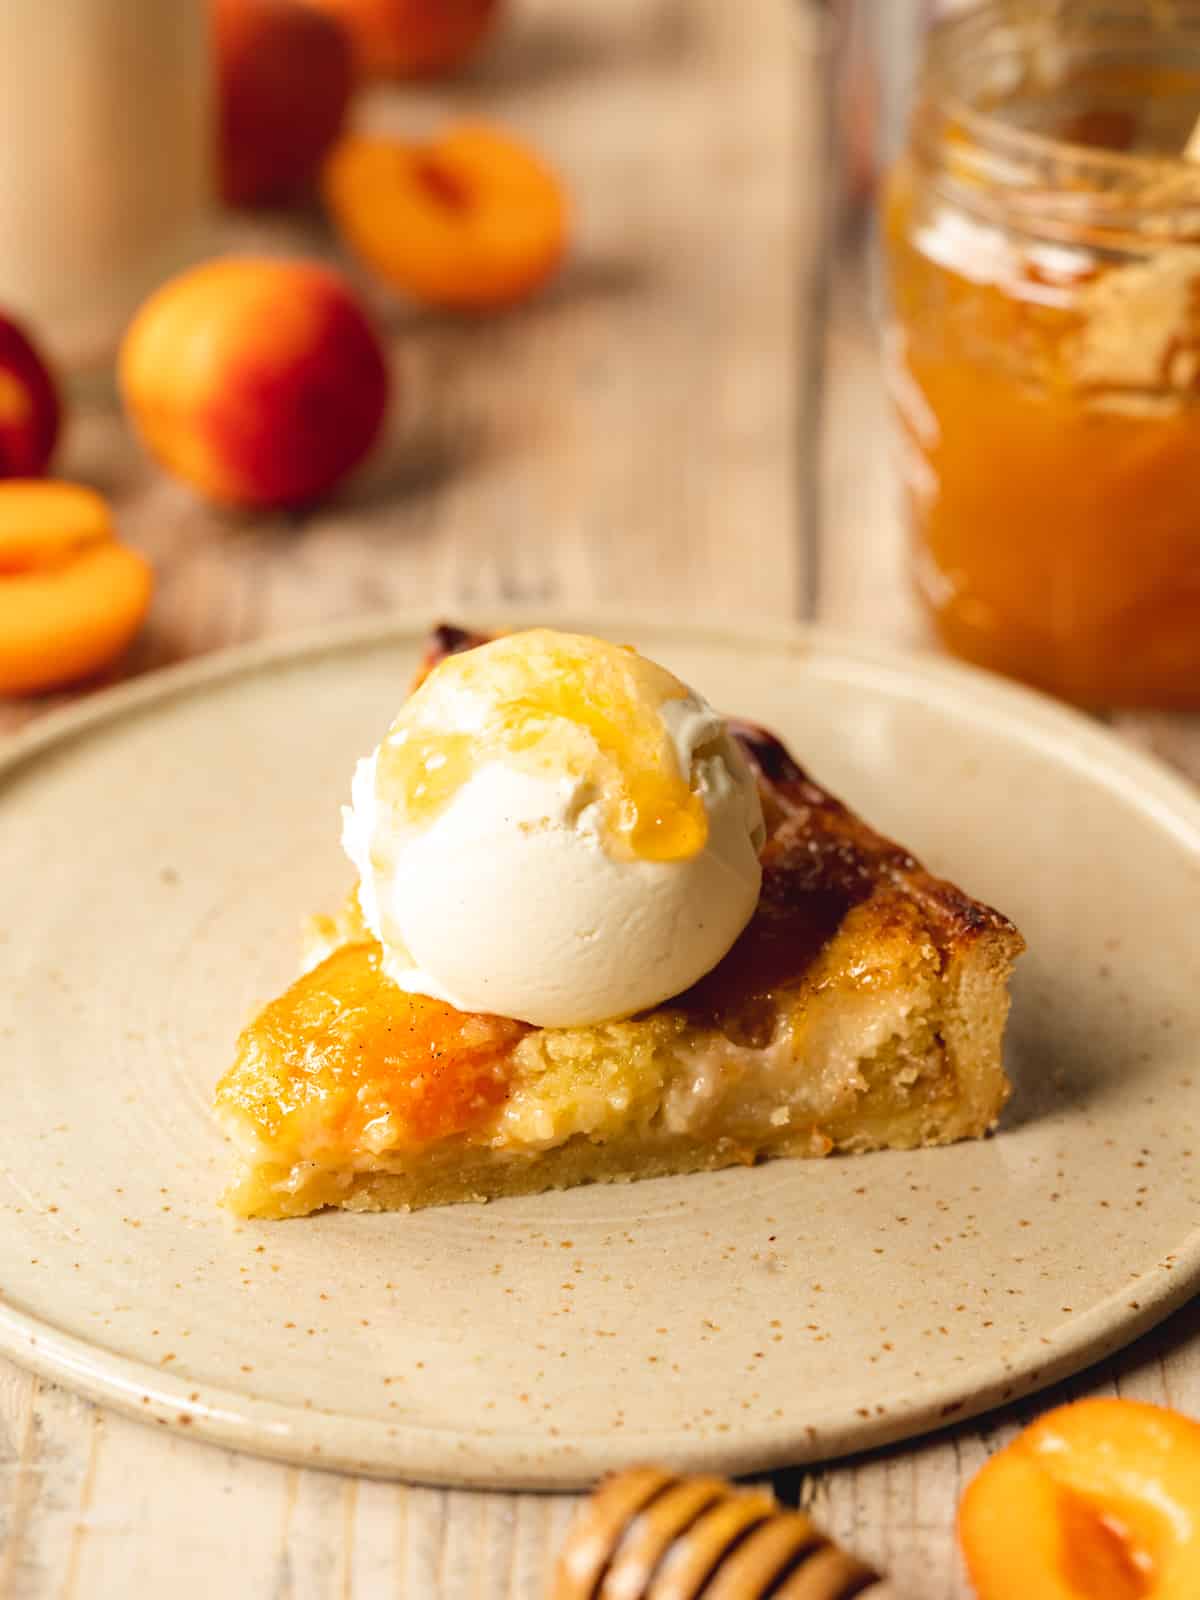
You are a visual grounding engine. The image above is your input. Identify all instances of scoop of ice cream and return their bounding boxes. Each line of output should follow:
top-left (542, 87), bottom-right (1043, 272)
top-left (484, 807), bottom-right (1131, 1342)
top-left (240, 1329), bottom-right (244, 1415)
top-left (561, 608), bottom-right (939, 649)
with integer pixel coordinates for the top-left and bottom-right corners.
top-left (341, 629), bottom-right (765, 1027)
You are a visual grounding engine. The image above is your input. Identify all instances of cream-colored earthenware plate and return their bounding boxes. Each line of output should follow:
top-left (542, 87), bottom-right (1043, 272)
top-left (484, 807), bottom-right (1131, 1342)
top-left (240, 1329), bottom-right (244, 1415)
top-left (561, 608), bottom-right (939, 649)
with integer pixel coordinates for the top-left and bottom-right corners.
top-left (2, 613), bottom-right (1199, 1488)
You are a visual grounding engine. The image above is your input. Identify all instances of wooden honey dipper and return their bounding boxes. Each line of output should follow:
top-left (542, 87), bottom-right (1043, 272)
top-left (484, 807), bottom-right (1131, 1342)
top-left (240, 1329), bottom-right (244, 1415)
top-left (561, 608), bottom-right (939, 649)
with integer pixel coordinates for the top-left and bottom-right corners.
top-left (552, 1467), bottom-right (897, 1600)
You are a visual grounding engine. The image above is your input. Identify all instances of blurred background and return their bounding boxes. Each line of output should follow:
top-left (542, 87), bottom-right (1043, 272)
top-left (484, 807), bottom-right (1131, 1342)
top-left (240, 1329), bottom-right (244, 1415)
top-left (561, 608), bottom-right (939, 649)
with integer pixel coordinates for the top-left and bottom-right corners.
top-left (0, 0), bottom-right (847, 717)
top-left (4, 0), bottom-right (1200, 732)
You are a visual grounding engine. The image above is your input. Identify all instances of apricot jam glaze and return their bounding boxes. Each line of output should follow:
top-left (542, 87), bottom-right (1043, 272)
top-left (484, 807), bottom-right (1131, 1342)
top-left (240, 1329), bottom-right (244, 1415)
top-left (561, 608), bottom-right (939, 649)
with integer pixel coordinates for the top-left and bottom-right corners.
top-left (377, 629), bottom-right (708, 863)
top-left (883, 1), bottom-right (1200, 706)
top-left (217, 942), bottom-right (528, 1160)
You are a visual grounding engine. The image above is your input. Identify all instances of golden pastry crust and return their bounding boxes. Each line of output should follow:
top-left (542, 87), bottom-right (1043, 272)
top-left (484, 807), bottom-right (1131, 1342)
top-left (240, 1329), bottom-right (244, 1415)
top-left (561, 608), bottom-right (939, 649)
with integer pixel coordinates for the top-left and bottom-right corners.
top-left (215, 624), bottom-right (1024, 1218)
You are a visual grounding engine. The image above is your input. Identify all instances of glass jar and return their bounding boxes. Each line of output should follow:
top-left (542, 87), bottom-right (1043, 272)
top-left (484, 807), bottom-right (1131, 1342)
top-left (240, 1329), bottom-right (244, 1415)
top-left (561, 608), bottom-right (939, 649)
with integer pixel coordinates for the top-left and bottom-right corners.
top-left (882, 0), bottom-right (1200, 708)
top-left (0, 0), bottom-right (213, 370)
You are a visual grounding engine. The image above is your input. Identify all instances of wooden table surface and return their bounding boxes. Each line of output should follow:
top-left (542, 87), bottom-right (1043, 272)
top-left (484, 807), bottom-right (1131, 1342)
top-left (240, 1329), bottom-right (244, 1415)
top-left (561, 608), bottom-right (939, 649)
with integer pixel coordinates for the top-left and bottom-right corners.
top-left (3, 2), bottom-right (1199, 1595)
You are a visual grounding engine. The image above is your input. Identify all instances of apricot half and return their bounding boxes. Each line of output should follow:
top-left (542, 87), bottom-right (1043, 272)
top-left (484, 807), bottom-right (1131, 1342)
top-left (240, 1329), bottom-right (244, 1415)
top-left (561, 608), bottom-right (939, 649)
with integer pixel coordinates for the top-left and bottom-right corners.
top-left (960, 1398), bottom-right (1200, 1600)
top-left (0, 481), bottom-right (111, 573)
top-left (323, 125), bottom-right (568, 311)
top-left (0, 482), bottom-right (152, 695)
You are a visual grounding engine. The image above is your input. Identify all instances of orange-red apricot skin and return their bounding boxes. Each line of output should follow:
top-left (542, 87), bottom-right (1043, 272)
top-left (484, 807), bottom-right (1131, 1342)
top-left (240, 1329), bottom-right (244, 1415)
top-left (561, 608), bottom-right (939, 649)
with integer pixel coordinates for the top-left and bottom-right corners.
top-left (0, 316), bottom-right (59, 479)
top-left (216, 0), bottom-right (355, 206)
top-left (299, 0), bottom-right (499, 78)
top-left (119, 258), bottom-right (390, 509)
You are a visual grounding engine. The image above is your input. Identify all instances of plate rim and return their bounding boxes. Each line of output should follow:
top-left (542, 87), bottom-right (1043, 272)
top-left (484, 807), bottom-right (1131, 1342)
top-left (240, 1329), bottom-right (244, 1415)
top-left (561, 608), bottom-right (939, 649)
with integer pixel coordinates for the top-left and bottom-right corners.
top-left (4, 606), bottom-right (1200, 1488)
top-left (9, 605), bottom-right (1200, 849)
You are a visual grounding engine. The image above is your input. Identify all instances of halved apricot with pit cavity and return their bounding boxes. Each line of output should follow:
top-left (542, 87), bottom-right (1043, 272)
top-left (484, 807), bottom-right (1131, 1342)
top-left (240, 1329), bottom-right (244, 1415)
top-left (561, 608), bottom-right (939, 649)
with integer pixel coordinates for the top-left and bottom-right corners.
top-left (960, 1399), bottom-right (1200, 1600)
top-left (323, 124), bottom-right (568, 310)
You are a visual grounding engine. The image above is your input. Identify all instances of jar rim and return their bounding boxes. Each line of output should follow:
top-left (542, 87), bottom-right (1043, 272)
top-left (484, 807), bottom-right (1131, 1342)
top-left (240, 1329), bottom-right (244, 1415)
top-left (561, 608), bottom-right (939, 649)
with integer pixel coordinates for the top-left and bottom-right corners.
top-left (915, 0), bottom-right (1200, 244)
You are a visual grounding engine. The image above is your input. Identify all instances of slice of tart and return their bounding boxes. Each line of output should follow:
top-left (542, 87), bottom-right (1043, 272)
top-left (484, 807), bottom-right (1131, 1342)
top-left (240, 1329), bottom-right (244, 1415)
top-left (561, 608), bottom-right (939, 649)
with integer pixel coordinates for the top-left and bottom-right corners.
top-left (215, 625), bottom-right (1024, 1218)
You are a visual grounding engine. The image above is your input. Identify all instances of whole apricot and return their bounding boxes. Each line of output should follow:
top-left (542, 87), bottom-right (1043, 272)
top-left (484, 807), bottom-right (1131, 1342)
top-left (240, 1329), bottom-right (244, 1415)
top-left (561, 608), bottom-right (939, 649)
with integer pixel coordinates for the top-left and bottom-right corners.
top-left (0, 481), bottom-right (152, 695)
top-left (299, 0), bottom-right (498, 77)
top-left (215, 0), bottom-right (355, 207)
top-left (0, 314), bottom-right (60, 479)
top-left (323, 125), bottom-right (568, 311)
top-left (119, 259), bottom-right (390, 509)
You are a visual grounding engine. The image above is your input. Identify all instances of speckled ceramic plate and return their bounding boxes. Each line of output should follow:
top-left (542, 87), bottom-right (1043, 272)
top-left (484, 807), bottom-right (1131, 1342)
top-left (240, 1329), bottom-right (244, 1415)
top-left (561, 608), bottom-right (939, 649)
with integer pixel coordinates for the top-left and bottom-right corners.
top-left (2, 613), bottom-right (1200, 1488)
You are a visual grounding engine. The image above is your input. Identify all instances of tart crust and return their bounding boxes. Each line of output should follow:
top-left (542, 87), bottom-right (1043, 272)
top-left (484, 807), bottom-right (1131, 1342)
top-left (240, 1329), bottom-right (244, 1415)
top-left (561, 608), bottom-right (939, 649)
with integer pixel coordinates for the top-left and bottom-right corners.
top-left (215, 625), bottom-right (1024, 1218)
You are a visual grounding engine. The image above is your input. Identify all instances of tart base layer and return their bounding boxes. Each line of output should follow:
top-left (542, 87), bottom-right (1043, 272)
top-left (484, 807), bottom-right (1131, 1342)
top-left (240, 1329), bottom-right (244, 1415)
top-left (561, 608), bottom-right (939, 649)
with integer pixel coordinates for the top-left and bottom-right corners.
top-left (215, 625), bottom-right (1024, 1218)
top-left (224, 1034), bottom-right (1008, 1219)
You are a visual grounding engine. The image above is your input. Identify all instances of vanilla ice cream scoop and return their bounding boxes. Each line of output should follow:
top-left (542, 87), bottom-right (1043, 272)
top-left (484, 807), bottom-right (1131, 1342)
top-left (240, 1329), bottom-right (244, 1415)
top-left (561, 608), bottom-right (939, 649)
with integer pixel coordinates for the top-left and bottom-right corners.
top-left (341, 629), bottom-right (766, 1027)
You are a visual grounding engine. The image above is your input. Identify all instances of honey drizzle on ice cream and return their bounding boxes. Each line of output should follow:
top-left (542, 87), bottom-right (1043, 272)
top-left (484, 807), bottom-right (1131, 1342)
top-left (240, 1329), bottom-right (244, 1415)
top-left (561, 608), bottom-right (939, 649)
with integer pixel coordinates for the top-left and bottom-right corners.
top-left (375, 629), bottom-right (708, 863)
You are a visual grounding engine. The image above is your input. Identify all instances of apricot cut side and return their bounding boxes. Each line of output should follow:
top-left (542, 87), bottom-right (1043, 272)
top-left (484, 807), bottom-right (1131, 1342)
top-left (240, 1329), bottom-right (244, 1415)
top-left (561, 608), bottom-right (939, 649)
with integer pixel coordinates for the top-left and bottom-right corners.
top-left (0, 481), bottom-right (113, 573)
top-left (960, 1398), bottom-right (1200, 1600)
top-left (0, 541), bottom-right (153, 696)
top-left (323, 124), bottom-right (568, 310)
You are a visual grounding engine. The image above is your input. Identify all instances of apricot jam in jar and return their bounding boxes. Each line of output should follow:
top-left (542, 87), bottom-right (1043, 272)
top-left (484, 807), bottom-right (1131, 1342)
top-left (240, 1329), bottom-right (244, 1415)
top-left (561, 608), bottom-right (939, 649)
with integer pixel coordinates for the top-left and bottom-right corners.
top-left (883, 1), bottom-right (1200, 707)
